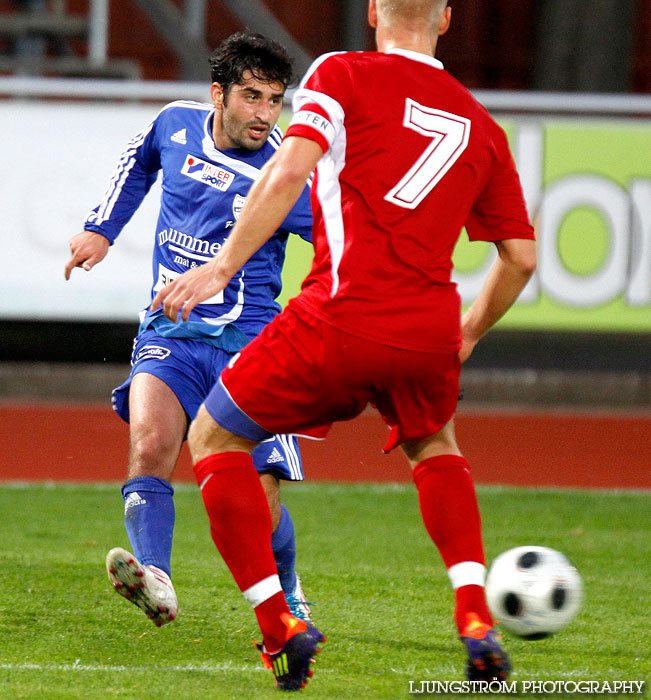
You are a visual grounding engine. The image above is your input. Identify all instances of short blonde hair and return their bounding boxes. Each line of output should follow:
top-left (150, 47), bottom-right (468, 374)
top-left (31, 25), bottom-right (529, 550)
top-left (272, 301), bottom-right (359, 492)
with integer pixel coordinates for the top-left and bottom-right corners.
top-left (376, 0), bottom-right (447, 25)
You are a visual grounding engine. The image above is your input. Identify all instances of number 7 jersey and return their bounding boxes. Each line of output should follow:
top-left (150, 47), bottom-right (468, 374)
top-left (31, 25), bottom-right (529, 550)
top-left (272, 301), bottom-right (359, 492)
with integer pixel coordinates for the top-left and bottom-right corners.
top-left (285, 48), bottom-right (534, 353)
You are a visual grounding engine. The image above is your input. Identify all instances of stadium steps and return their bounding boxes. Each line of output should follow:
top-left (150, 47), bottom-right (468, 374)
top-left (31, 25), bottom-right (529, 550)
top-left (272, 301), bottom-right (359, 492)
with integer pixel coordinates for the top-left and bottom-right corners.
top-left (0, 5), bottom-right (140, 79)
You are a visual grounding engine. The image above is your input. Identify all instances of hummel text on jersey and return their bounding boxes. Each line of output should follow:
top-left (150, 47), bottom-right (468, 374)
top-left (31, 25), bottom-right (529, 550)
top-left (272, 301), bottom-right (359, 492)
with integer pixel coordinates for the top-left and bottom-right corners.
top-left (158, 228), bottom-right (222, 257)
top-left (181, 155), bottom-right (235, 191)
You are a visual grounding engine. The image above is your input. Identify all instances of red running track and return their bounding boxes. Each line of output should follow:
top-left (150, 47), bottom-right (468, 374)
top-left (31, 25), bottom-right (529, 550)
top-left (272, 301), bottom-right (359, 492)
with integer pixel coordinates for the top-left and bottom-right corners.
top-left (0, 403), bottom-right (649, 489)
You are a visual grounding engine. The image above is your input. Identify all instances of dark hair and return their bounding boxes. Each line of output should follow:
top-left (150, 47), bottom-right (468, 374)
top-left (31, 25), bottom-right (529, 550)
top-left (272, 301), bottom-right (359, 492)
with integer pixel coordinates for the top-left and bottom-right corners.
top-left (209, 31), bottom-right (294, 94)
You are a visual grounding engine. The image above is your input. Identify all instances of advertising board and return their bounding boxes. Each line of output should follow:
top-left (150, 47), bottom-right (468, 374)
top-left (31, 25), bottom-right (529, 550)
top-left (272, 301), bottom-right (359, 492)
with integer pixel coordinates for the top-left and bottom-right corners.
top-left (0, 84), bottom-right (649, 331)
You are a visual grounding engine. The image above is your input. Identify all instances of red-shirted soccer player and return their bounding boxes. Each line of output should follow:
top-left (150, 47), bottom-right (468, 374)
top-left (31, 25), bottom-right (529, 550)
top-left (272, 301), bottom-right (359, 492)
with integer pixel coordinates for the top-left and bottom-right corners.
top-left (153, 0), bottom-right (536, 690)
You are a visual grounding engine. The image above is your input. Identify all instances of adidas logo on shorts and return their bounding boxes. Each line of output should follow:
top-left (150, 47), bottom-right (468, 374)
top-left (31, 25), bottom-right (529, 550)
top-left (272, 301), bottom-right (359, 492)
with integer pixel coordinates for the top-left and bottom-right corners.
top-left (266, 447), bottom-right (285, 464)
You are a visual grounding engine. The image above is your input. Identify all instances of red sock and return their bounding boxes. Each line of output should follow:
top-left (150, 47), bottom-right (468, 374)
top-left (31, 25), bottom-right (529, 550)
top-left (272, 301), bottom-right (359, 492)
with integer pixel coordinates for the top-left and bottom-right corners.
top-left (412, 455), bottom-right (492, 632)
top-left (194, 452), bottom-right (290, 650)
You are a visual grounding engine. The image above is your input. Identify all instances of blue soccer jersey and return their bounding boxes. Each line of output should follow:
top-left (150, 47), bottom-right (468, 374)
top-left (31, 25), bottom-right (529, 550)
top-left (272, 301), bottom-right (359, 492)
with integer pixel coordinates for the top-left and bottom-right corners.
top-left (84, 100), bottom-right (312, 348)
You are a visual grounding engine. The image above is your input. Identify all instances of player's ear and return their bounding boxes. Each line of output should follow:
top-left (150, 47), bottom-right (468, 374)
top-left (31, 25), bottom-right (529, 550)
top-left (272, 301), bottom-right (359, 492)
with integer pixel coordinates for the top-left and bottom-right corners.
top-left (438, 5), bottom-right (451, 36)
top-left (368, 0), bottom-right (378, 29)
top-left (211, 82), bottom-right (225, 110)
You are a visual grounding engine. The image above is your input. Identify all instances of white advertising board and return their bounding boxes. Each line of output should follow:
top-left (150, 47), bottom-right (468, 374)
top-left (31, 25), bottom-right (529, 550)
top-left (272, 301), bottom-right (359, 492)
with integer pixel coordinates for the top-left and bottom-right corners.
top-left (1, 82), bottom-right (650, 330)
top-left (1, 101), bottom-right (168, 321)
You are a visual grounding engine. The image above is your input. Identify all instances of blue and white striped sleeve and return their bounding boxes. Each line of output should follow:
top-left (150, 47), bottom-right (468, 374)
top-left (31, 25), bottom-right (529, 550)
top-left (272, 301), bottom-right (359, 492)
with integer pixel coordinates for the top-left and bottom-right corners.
top-left (83, 119), bottom-right (161, 244)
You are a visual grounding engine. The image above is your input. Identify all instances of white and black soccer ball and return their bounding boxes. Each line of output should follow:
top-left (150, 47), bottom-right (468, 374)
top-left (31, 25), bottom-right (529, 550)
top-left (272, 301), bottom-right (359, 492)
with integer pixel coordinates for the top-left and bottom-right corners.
top-left (485, 546), bottom-right (583, 639)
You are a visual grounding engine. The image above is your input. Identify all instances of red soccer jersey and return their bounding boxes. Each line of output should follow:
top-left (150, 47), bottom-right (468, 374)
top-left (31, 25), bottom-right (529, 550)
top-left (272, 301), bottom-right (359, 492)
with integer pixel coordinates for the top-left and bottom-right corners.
top-left (285, 49), bottom-right (534, 353)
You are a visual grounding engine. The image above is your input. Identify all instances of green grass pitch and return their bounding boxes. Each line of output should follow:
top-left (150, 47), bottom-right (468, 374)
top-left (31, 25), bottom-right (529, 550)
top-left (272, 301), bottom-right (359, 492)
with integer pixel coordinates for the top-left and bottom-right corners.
top-left (0, 482), bottom-right (648, 699)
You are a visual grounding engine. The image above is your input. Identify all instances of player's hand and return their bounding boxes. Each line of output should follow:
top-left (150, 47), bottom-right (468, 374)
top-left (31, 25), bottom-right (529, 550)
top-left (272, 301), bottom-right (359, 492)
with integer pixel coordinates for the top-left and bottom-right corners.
top-left (458, 335), bottom-right (478, 364)
top-left (64, 231), bottom-right (110, 280)
top-left (151, 260), bottom-right (229, 322)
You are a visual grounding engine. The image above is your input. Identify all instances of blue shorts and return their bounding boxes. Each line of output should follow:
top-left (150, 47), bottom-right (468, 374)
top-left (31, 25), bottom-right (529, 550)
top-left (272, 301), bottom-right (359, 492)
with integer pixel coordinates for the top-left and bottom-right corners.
top-left (112, 329), bottom-right (304, 481)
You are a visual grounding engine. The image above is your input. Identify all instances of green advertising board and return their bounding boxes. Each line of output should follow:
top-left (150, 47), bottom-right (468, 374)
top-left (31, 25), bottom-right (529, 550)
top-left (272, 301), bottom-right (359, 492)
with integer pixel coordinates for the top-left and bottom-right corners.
top-left (278, 113), bottom-right (651, 332)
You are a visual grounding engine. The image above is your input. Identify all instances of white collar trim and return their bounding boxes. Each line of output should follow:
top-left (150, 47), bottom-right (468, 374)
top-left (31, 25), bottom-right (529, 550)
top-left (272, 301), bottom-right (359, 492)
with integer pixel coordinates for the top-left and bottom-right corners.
top-left (200, 110), bottom-right (262, 181)
top-left (387, 48), bottom-right (444, 70)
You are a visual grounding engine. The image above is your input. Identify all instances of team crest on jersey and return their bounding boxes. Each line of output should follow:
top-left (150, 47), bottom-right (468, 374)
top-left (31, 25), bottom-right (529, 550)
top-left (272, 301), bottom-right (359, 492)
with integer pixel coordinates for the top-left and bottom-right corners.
top-left (232, 194), bottom-right (246, 220)
top-left (181, 155), bottom-right (235, 192)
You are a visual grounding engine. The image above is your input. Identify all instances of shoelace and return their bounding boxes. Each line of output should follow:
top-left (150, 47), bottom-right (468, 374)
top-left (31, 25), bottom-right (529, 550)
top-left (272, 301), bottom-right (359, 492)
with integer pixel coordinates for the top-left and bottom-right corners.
top-left (285, 594), bottom-right (314, 618)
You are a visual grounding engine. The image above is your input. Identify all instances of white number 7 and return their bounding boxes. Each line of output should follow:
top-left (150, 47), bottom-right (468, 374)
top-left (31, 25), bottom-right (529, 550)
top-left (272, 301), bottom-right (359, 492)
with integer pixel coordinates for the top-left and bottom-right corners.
top-left (385, 98), bottom-right (471, 210)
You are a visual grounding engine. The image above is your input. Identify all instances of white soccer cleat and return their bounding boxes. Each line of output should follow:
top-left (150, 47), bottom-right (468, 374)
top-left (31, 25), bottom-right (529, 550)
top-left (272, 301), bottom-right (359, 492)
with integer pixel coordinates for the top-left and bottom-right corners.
top-left (285, 574), bottom-right (313, 623)
top-left (106, 547), bottom-right (178, 627)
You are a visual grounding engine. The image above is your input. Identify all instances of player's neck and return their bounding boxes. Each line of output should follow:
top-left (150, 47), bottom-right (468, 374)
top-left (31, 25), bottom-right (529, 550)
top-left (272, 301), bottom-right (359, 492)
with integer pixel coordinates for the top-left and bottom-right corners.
top-left (212, 120), bottom-right (231, 151)
top-left (375, 27), bottom-right (437, 58)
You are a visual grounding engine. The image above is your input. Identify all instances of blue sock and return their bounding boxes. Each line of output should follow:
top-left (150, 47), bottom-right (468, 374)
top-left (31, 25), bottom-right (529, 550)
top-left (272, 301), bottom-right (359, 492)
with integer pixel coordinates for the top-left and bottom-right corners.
top-left (271, 504), bottom-right (297, 595)
top-left (122, 476), bottom-right (175, 577)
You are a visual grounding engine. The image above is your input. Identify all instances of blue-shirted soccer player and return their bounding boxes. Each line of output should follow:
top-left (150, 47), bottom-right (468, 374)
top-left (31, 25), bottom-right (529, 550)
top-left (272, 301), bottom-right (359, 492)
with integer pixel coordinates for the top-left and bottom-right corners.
top-left (64, 31), bottom-right (313, 626)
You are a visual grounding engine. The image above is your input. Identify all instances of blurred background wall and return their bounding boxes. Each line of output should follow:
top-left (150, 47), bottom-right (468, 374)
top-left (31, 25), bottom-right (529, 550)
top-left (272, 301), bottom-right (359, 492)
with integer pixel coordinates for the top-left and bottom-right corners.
top-left (1, 0), bottom-right (651, 90)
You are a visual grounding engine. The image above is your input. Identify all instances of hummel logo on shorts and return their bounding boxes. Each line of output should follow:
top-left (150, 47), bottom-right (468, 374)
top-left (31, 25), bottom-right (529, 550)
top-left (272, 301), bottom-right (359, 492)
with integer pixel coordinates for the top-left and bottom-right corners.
top-left (267, 447), bottom-right (285, 464)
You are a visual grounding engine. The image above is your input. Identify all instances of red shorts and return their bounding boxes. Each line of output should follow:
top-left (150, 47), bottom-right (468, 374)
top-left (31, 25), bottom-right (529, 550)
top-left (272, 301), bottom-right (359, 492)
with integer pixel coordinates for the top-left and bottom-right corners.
top-left (218, 301), bottom-right (460, 452)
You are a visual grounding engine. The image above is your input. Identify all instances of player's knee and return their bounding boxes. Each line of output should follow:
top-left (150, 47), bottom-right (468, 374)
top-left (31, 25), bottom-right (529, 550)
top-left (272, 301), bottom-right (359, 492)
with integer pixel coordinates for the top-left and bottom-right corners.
top-left (128, 428), bottom-right (179, 479)
top-left (188, 405), bottom-right (254, 462)
top-left (402, 422), bottom-right (461, 464)
top-left (187, 407), bottom-right (215, 460)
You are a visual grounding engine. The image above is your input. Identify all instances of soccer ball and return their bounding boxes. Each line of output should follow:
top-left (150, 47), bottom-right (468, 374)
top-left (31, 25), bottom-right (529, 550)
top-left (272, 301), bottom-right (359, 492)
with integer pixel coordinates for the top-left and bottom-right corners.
top-left (485, 546), bottom-right (583, 639)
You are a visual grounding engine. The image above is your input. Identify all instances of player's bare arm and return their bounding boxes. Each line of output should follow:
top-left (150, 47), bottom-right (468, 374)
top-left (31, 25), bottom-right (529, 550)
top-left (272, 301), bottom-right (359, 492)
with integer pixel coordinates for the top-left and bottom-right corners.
top-left (152, 135), bottom-right (322, 322)
top-left (64, 230), bottom-right (110, 280)
top-left (459, 237), bottom-right (536, 363)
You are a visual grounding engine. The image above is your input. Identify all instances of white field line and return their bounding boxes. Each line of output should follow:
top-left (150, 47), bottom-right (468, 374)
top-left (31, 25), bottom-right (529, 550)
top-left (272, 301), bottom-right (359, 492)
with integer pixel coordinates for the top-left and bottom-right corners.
top-left (0, 661), bottom-right (611, 680)
top-left (0, 661), bottom-right (265, 674)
